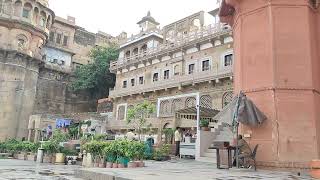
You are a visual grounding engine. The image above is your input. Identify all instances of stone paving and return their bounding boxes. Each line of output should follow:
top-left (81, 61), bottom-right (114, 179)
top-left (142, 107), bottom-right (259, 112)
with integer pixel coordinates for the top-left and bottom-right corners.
top-left (0, 159), bottom-right (82, 180)
top-left (78, 159), bottom-right (314, 180)
top-left (0, 159), bottom-right (315, 180)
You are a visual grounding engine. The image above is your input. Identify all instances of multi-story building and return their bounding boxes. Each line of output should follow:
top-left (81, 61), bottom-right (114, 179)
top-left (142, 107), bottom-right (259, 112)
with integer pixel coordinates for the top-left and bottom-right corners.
top-left (0, 0), bottom-right (119, 141)
top-left (27, 16), bottom-right (122, 142)
top-left (108, 11), bottom-right (234, 134)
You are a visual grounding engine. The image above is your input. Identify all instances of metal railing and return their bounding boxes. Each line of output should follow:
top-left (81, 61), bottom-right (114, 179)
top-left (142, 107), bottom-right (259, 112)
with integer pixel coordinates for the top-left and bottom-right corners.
top-left (109, 67), bottom-right (233, 98)
top-left (110, 24), bottom-right (232, 71)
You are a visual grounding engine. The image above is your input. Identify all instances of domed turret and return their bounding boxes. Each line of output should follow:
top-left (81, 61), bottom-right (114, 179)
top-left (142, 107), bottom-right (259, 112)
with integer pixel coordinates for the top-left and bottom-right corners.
top-left (0, 0), bottom-right (54, 58)
top-left (0, 0), bottom-right (54, 140)
top-left (137, 11), bottom-right (159, 32)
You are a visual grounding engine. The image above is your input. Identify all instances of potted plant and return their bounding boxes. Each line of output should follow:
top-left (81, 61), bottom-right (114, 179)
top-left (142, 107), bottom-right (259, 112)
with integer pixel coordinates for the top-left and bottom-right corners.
top-left (16, 141), bottom-right (27, 160)
top-left (126, 141), bottom-right (138, 168)
top-left (104, 143), bottom-right (115, 168)
top-left (43, 140), bottom-right (57, 163)
top-left (49, 130), bottom-right (69, 164)
top-left (135, 142), bottom-right (146, 167)
top-left (26, 142), bottom-right (39, 161)
top-left (200, 119), bottom-right (210, 131)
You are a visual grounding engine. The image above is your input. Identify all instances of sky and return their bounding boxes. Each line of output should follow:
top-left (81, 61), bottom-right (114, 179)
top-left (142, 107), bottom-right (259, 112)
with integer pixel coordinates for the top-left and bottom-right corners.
top-left (50, 0), bottom-right (220, 37)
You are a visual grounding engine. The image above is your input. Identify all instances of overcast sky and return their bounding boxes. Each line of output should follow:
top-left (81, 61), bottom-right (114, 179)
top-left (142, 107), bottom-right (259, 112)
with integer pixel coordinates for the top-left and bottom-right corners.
top-left (50, 0), bottom-right (220, 37)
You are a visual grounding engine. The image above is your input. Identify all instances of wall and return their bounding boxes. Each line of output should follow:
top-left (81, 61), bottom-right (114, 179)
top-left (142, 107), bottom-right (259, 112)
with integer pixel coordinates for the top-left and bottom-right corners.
top-left (0, 51), bottom-right (39, 140)
top-left (220, 0), bottom-right (320, 168)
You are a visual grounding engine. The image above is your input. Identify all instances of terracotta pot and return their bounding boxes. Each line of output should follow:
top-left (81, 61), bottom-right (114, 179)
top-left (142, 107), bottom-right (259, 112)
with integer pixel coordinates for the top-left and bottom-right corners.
top-left (310, 160), bottom-right (320, 179)
top-left (99, 163), bottom-right (105, 168)
top-left (128, 161), bottom-right (137, 168)
top-left (136, 161), bottom-right (144, 167)
top-left (112, 163), bottom-right (118, 168)
top-left (94, 163), bottom-right (99, 167)
top-left (118, 163), bottom-right (125, 168)
top-left (106, 162), bottom-right (113, 168)
top-left (27, 154), bottom-right (36, 161)
top-left (201, 127), bottom-right (210, 131)
top-left (43, 155), bottom-right (52, 163)
top-left (17, 153), bottom-right (26, 160)
top-left (55, 153), bottom-right (65, 164)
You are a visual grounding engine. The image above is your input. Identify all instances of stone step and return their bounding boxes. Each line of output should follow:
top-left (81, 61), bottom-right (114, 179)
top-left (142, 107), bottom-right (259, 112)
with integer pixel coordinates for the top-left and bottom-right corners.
top-left (206, 149), bottom-right (216, 153)
top-left (203, 152), bottom-right (216, 158)
top-left (196, 156), bottom-right (217, 163)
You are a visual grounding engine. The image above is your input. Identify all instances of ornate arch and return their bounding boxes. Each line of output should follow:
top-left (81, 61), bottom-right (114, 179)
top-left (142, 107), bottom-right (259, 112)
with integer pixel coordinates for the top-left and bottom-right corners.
top-left (222, 91), bottom-right (233, 108)
top-left (117, 105), bottom-right (126, 120)
top-left (185, 97), bottom-right (196, 108)
top-left (171, 98), bottom-right (183, 113)
top-left (160, 100), bottom-right (170, 116)
top-left (200, 95), bottom-right (212, 109)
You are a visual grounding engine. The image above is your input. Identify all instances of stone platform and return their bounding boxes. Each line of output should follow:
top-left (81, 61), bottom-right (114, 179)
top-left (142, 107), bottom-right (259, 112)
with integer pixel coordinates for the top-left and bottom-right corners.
top-left (75, 159), bottom-right (314, 180)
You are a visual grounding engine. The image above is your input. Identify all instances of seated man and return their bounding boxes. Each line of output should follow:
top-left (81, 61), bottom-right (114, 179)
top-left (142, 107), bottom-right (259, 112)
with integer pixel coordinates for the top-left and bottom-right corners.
top-left (233, 135), bottom-right (252, 167)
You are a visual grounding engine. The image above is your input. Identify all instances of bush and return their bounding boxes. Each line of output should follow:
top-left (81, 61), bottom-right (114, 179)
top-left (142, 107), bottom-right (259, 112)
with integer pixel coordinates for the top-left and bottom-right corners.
top-left (0, 139), bottom-right (40, 154)
top-left (83, 139), bottom-right (146, 164)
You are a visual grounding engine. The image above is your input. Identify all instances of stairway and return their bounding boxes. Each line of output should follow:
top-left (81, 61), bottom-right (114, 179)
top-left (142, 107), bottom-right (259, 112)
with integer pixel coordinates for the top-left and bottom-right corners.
top-left (198, 122), bottom-right (234, 163)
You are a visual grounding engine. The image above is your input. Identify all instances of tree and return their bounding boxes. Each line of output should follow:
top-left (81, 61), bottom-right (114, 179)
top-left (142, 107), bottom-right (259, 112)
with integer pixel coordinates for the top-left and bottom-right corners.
top-left (70, 45), bottom-right (119, 99)
top-left (126, 101), bottom-right (156, 141)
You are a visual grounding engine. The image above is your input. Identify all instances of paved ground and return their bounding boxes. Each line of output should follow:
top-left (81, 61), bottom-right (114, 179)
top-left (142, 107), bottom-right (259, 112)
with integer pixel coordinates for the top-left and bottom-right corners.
top-left (0, 159), bottom-right (82, 180)
top-left (0, 159), bottom-right (314, 180)
top-left (79, 159), bottom-right (314, 180)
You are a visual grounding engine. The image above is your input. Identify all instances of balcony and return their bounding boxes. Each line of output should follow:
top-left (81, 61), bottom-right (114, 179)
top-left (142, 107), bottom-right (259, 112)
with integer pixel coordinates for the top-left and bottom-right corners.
top-left (109, 67), bottom-right (233, 98)
top-left (106, 118), bottom-right (161, 130)
top-left (110, 24), bottom-right (232, 72)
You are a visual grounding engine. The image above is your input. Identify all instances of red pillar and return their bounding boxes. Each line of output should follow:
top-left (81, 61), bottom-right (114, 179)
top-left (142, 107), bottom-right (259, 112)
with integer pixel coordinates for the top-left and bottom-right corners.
top-left (220, 0), bottom-right (320, 168)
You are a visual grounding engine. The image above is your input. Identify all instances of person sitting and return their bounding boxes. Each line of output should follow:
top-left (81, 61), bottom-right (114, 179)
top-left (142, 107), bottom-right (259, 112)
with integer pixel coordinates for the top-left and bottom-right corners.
top-left (233, 135), bottom-right (252, 167)
top-left (126, 129), bottom-right (135, 141)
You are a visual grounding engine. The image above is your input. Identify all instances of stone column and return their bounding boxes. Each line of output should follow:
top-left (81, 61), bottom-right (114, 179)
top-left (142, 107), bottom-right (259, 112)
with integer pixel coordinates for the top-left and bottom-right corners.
top-left (27, 129), bottom-right (32, 142)
top-left (34, 129), bottom-right (40, 142)
top-left (219, 0), bottom-right (320, 168)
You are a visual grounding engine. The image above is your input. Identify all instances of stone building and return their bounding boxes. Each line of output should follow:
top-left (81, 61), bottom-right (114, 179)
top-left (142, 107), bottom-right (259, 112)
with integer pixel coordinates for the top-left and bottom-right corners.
top-left (219, 0), bottom-right (320, 168)
top-left (108, 11), bottom-right (234, 134)
top-left (0, 0), bottom-right (117, 140)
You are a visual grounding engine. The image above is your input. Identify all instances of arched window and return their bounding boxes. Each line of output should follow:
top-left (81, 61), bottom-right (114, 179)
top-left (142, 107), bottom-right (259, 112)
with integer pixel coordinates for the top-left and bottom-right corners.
top-left (39, 11), bottom-right (46, 27)
top-left (22, 2), bottom-right (32, 18)
top-left (117, 106), bottom-right (126, 120)
top-left (171, 99), bottom-right (183, 113)
top-left (17, 34), bottom-right (28, 50)
top-left (133, 47), bottom-right (138, 56)
top-left (185, 97), bottom-right (196, 108)
top-left (222, 91), bottom-right (233, 108)
top-left (160, 100), bottom-right (170, 116)
top-left (46, 15), bottom-right (51, 28)
top-left (200, 95), bottom-right (212, 109)
top-left (33, 7), bottom-right (39, 24)
top-left (13, 0), bottom-right (22, 17)
top-left (140, 44), bottom-right (147, 56)
top-left (3, 0), bottom-right (12, 15)
top-left (174, 65), bottom-right (180, 75)
top-left (125, 50), bottom-right (130, 60)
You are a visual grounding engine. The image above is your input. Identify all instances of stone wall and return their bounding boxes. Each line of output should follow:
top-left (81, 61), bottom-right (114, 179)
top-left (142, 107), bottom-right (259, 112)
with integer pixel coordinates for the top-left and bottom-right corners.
top-left (33, 66), bottom-right (97, 115)
top-left (0, 50), bottom-right (40, 140)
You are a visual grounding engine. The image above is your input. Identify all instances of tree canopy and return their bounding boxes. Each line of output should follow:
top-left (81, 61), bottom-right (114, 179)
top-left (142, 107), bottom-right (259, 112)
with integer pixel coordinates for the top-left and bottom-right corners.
top-left (70, 45), bottom-right (119, 99)
top-left (126, 101), bottom-right (156, 140)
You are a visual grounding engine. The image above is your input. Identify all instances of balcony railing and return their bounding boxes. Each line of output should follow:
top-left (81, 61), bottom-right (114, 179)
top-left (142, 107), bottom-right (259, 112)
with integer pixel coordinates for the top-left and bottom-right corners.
top-left (110, 24), bottom-right (232, 71)
top-left (109, 67), bottom-right (233, 98)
